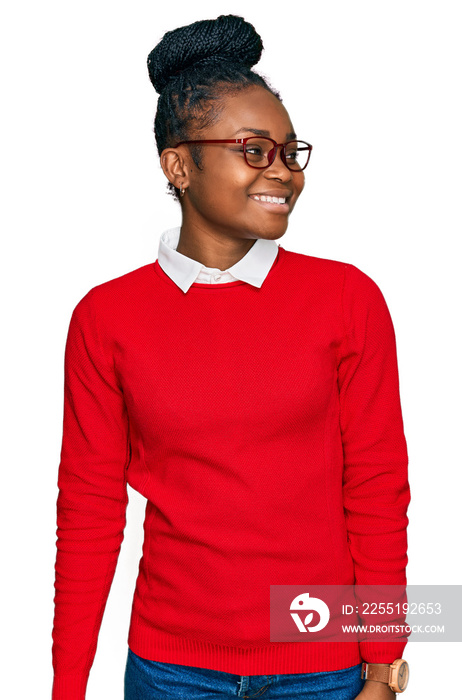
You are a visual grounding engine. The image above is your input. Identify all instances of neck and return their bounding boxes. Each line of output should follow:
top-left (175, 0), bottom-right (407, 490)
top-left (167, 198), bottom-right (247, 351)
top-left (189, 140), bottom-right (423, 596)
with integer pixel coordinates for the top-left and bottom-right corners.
top-left (176, 223), bottom-right (258, 270)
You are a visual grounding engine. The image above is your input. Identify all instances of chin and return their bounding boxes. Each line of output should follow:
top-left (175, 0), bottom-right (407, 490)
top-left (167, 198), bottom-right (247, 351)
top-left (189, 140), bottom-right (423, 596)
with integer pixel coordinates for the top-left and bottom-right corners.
top-left (260, 222), bottom-right (289, 239)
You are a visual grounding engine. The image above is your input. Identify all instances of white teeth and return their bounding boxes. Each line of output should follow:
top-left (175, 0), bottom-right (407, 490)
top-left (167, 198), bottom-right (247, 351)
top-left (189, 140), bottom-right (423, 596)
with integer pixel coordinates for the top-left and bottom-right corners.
top-left (251, 194), bottom-right (287, 204)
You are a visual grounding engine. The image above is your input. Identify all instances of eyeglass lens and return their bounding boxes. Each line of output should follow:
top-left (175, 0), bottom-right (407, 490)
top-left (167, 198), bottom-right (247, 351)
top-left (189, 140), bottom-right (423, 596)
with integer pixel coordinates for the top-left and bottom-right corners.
top-left (244, 138), bottom-right (310, 170)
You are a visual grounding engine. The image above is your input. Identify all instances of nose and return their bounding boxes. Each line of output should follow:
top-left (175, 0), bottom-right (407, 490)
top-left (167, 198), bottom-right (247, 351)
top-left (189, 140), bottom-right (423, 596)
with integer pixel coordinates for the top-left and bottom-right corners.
top-left (265, 147), bottom-right (293, 181)
top-left (268, 145), bottom-right (287, 167)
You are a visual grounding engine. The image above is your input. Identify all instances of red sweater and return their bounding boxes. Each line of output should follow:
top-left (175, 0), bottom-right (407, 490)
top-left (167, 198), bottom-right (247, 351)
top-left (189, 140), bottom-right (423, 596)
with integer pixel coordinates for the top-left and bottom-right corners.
top-left (52, 245), bottom-right (410, 699)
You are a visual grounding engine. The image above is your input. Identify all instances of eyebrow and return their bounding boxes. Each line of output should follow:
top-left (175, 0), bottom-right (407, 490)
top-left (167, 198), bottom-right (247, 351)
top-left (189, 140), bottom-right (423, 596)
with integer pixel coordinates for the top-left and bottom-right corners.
top-left (233, 127), bottom-right (298, 140)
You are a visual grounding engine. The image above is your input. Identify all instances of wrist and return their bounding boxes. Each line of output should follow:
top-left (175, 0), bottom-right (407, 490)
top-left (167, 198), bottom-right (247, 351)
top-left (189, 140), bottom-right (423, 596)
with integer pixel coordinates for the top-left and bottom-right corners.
top-left (361, 659), bottom-right (409, 693)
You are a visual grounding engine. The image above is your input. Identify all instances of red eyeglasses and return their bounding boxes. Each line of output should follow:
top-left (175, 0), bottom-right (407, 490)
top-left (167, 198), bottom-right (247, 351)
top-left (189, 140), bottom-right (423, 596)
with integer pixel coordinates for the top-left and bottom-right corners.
top-left (174, 137), bottom-right (313, 172)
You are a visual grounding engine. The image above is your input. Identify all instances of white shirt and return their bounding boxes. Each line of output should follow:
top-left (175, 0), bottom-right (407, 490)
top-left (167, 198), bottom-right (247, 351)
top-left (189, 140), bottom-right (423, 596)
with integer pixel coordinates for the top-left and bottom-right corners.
top-left (157, 227), bottom-right (280, 293)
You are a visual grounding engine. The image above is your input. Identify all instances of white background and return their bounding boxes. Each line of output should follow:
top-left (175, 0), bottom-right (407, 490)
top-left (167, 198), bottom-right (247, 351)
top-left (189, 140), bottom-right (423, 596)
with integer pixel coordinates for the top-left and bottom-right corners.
top-left (2, 1), bottom-right (461, 698)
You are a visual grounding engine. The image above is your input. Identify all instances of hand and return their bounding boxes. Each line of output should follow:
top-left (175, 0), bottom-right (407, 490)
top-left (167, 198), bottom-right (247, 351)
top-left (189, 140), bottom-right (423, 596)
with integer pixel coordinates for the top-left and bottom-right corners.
top-left (354, 679), bottom-right (397, 700)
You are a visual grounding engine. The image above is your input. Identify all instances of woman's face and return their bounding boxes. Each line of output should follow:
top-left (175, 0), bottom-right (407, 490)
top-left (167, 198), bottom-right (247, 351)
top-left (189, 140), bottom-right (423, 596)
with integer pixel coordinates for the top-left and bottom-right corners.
top-left (174, 85), bottom-right (306, 243)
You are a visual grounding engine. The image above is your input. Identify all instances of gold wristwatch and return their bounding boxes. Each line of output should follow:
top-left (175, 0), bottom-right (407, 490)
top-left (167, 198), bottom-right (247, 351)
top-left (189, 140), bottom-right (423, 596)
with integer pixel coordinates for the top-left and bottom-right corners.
top-left (361, 659), bottom-right (409, 693)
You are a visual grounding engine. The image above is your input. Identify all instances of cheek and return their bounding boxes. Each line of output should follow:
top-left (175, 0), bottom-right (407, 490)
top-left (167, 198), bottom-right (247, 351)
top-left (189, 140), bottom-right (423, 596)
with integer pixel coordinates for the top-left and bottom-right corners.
top-left (222, 162), bottom-right (258, 192)
top-left (208, 174), bottom-right (258, 210)
top-left (189, 158), bottom-right (261, 212)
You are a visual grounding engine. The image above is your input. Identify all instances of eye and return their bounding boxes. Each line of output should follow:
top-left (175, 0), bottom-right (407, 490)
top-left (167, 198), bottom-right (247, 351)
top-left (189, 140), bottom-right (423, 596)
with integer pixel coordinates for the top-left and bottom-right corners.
top-left (244, 140), bottom-right (268, 163)
top-left (285, 149), bottom-right (298, 161)
top-left (245, 146), bottom-right (264, 156)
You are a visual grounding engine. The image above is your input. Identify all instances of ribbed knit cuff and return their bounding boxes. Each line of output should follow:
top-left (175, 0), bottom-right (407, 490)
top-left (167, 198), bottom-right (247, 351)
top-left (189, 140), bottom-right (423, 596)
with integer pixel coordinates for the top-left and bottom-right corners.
top-left (359, 640), bottom-right (408, 664)
top-left (52, 673), bottom-right (89, 700)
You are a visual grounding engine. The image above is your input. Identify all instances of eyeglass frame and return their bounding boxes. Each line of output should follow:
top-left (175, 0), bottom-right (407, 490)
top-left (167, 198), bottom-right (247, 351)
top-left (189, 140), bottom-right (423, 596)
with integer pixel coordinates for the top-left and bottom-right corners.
top-left (173, 137), bottom-right (313, 172)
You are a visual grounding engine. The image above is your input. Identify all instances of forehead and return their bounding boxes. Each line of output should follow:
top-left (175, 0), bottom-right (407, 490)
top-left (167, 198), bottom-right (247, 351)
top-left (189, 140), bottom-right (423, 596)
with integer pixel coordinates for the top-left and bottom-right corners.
top-left (207, 85), bottom-right (295, 139)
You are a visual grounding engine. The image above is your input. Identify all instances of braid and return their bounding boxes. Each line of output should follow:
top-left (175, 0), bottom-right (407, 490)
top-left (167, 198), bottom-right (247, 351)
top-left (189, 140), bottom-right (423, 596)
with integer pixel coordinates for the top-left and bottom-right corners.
top-left (147, 15), bottom-right (281, 200)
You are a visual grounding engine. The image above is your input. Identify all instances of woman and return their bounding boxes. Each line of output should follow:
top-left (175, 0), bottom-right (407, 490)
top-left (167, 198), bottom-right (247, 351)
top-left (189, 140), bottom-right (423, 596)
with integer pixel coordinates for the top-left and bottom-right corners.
top-left (51, 14), bottom-right (410, 700)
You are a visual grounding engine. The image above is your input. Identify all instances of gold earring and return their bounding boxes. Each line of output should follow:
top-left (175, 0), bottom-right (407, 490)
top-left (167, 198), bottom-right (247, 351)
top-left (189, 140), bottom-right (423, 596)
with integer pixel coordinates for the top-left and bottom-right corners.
top-left (179, 184), bottom-right (185, 197)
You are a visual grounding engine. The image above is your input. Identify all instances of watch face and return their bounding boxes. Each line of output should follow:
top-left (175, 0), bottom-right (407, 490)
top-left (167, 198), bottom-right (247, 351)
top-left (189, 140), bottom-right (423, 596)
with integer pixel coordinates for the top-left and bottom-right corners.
top-left (397, 661), bottom-right (409, 690)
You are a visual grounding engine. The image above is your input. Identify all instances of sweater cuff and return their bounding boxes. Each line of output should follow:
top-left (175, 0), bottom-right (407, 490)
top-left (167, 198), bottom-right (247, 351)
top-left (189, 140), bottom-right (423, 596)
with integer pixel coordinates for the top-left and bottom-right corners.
top-left (52, 673), bottom-right (89, 700)
top-left (360, 640), bottom-right (408, 664)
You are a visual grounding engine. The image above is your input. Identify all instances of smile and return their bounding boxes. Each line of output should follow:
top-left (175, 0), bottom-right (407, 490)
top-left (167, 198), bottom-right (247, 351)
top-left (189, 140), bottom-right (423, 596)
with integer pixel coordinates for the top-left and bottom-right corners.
top-left (249, 195), bottom-right (288, 204)
top-left (248, 193), bottom-right (291, 213)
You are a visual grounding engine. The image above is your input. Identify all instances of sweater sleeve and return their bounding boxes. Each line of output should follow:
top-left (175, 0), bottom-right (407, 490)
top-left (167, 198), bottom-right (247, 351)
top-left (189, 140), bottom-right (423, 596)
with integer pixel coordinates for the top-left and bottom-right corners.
top-left (51, 289), bottom-right (130, 700)
top-left (337, 264), bottom-right (411, 664)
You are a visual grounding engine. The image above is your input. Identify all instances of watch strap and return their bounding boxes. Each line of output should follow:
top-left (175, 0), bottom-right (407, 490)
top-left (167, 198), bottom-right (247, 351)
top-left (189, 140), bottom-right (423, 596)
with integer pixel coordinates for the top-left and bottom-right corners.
top-left (361, 662), bottom-right (391, 684)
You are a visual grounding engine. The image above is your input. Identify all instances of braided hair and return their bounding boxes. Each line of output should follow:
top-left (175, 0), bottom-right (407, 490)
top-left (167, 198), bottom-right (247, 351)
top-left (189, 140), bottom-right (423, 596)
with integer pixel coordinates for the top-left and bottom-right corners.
top-left (147, 14), bottom-right (281, 200)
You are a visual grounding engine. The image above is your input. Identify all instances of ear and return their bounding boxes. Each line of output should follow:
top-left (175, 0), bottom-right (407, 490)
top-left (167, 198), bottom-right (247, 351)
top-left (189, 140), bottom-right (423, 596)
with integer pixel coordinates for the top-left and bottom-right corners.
top-left (160, 147), bottom-right (191, 191)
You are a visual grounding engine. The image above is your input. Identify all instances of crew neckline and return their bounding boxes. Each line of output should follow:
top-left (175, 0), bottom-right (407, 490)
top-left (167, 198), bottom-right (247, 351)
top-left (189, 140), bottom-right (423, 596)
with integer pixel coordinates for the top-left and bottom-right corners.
top-left (153, 245), bottom-right (286, 291)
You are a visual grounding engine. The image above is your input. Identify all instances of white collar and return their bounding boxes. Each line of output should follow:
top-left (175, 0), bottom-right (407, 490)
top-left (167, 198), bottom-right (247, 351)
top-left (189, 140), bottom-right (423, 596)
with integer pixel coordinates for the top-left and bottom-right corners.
top-left (157, 227), bottom-right (279, 293)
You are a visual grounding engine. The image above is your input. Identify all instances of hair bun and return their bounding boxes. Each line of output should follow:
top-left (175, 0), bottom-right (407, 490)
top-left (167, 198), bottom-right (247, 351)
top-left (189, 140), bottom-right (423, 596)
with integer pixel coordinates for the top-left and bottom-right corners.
top-left (147, 14), bottom-right (263, 93)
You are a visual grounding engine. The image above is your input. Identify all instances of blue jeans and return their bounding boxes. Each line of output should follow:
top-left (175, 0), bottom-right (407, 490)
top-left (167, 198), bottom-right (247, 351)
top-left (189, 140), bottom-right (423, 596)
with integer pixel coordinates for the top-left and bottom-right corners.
top-left (124, 648), bottom-right (366, 699)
